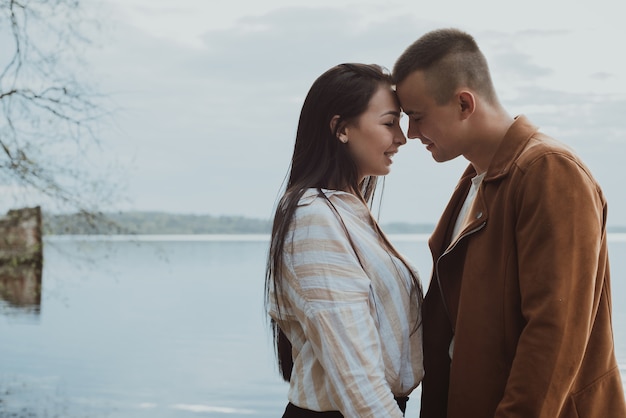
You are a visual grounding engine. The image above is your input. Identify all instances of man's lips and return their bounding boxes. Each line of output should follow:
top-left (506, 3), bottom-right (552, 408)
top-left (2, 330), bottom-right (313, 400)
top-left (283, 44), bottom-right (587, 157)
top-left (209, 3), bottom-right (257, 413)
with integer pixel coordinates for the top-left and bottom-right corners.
top-left (421, 140), bottom-right (434, 151)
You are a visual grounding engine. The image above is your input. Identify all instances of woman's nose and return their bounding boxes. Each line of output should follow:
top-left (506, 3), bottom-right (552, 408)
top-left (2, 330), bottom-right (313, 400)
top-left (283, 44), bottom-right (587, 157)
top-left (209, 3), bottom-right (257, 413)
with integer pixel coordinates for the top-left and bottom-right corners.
top-left (395, 128), bottom-right (407, 145)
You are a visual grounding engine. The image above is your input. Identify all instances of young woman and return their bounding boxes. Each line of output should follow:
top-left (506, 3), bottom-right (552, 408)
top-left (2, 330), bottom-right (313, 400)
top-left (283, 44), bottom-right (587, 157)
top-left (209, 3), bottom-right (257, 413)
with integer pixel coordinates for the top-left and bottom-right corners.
top-left (265, 63), bottom-right (424, 417)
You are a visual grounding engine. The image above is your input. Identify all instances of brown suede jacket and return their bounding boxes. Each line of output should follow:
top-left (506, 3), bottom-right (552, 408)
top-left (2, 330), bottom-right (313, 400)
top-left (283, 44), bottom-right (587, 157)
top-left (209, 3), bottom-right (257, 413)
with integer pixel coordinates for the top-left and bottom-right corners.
top-left (420, 115), bottom-right (626, 418)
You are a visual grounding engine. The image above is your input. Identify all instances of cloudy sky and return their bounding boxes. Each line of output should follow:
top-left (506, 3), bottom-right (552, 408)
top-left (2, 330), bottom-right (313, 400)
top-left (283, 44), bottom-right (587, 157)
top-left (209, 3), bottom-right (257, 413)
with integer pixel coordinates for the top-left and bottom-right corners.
top-left (81, 0), bottom-right (625, 226)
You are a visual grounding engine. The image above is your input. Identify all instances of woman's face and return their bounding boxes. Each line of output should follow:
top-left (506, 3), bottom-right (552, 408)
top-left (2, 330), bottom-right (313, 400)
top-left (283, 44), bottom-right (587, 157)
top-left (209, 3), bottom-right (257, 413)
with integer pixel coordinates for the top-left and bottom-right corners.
top-left (343, 85), bottom-right (407, 180)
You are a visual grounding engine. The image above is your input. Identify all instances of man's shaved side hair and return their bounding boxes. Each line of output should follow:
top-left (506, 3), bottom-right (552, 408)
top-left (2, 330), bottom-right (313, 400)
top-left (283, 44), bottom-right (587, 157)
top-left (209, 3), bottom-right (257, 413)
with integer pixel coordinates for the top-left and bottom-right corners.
top-left (393, 28), bottom-right (498, 105)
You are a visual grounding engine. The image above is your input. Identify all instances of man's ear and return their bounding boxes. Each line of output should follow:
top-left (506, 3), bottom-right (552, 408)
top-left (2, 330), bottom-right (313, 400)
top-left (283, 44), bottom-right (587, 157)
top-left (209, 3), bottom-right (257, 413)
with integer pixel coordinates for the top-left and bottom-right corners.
top-left (458, 91), bottom-right (476, 120)
top-left (330, 115), bottom-right (348, 143)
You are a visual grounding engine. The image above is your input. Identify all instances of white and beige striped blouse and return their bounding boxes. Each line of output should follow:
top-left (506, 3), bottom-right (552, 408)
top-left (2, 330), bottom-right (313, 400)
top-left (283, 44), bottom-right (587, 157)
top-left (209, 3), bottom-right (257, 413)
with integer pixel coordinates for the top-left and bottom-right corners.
top-left (268, 188), bottom-right (424, 417)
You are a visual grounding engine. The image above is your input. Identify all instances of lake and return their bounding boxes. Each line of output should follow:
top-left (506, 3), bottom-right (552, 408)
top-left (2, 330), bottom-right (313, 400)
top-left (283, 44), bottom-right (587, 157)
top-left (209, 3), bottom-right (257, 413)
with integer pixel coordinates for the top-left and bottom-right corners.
top-left (1, 234), bottom-right (625, 417)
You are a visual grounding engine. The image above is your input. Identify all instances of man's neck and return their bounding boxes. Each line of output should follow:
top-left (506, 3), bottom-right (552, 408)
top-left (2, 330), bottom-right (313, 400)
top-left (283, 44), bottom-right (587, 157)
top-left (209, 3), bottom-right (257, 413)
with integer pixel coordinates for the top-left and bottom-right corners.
top-left (465, 105), bottom-right (514, 174)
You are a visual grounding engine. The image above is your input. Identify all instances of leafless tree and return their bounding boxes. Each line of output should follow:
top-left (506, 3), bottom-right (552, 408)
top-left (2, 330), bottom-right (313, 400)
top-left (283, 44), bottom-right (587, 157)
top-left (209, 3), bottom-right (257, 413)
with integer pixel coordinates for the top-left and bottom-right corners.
top-left (0, 0), bottom-right (122, 221)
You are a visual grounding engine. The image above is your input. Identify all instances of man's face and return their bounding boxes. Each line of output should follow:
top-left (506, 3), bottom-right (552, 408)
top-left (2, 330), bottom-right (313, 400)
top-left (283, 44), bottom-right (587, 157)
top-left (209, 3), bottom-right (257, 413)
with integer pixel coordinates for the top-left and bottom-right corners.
top-left (396, 70), bottom-right (464, 163)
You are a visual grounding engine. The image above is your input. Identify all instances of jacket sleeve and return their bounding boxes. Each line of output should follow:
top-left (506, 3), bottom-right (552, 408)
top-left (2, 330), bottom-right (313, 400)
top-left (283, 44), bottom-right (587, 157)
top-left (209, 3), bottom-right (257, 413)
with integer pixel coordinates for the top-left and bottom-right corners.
top-left (284, 202), bottom-right (404, 418)
top-left (495, 151), bottom-right (607, 417)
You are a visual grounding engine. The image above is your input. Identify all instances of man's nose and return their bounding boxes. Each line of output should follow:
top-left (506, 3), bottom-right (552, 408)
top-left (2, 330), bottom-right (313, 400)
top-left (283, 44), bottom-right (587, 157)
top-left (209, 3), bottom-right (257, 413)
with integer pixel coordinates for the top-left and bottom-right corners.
top-left (407, 120), bottom-right (421, 139)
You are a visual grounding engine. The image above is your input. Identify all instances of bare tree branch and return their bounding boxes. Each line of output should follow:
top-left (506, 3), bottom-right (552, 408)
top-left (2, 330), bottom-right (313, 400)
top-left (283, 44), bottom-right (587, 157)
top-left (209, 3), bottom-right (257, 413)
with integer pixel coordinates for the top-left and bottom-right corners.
top-left (0, 0), bottom-right (123, 221)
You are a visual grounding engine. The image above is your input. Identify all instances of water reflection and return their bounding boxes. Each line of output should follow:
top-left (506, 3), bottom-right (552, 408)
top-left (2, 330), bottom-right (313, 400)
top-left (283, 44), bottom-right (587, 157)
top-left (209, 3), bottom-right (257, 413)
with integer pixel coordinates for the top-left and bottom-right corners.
top-left (0, 264), bottom-right (42, 314)
top-left (0, 207), bottom-right (43, 315)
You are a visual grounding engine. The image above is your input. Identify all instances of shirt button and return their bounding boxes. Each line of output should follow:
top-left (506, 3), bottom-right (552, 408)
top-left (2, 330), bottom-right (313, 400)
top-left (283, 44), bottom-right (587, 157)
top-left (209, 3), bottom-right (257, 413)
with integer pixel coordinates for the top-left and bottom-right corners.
top-left (476, 212), bottom-right (483, 219)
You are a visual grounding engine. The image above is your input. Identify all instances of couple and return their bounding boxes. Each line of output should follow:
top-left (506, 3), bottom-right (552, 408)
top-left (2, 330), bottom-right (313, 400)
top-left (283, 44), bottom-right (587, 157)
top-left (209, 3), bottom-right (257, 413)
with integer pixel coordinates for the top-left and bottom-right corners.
top-left (264, 28), bottom-right (626, 417)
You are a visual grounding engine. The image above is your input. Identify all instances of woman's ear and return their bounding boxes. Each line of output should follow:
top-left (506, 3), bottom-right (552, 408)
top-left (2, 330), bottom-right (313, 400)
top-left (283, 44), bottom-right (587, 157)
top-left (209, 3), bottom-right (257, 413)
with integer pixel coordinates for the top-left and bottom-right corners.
top-left (330, 115), bottom-right (348, 143)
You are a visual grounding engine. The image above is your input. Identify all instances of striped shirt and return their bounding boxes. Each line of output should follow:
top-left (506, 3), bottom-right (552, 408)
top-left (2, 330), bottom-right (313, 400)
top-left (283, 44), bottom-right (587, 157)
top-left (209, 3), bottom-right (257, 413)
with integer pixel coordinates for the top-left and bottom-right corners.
top-left (268, 189), bottom-right (424, 417)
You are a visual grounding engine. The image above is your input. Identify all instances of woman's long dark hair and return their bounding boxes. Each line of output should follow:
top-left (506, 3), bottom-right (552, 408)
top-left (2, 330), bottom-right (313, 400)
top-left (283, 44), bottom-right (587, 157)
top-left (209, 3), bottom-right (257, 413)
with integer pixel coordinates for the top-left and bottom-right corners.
top-left (265, 63), bottom-right (423, 381)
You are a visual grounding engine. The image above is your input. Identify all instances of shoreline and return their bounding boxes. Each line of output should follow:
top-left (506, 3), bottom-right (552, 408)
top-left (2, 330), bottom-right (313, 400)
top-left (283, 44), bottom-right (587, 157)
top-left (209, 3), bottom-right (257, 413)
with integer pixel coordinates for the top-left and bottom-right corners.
top-left (43, 233), bottom-right (626, 243)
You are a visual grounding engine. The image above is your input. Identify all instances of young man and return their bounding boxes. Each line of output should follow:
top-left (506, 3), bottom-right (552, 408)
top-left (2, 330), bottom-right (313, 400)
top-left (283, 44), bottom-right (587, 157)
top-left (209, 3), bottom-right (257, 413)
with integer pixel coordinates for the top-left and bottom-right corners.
top-left (393, 28), bottom-right (626, 418)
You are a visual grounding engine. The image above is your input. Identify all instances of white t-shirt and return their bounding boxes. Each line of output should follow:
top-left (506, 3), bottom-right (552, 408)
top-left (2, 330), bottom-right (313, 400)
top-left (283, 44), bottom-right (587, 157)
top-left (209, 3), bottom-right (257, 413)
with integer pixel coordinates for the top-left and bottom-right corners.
top-left (449, 172), bottom-right (486, 359)
top-left (451, 172), bottom-right (486, 243)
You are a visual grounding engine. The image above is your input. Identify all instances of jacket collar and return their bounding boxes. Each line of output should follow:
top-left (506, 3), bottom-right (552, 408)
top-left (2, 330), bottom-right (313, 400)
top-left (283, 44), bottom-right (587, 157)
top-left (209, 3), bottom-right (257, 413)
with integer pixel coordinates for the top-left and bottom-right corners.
top-left (428, 115), bottom-right (539, 256)
top-left (484, 115), bottom-right (539, 182)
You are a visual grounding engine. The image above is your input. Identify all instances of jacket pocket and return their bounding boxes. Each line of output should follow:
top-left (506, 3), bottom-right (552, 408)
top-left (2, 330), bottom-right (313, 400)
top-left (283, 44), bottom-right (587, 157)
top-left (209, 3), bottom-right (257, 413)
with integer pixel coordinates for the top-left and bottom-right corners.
top-left (570, 366), bottom-right (625, 418)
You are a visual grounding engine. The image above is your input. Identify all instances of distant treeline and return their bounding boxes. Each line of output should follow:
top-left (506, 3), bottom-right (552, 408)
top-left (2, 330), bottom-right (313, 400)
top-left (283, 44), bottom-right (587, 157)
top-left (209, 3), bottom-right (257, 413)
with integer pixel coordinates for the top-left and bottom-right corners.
top-left (42, 211), bottom-right (626, 235)
top-left (43, 212), bottom-right (272, 235)
top-left (42, 211), bottom-right (437, 235)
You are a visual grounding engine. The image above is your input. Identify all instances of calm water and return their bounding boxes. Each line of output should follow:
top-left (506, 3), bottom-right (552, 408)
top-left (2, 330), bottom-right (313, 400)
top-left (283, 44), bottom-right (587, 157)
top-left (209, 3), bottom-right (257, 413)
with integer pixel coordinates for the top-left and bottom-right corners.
top-left (0, 234), bottom-right (624, 417)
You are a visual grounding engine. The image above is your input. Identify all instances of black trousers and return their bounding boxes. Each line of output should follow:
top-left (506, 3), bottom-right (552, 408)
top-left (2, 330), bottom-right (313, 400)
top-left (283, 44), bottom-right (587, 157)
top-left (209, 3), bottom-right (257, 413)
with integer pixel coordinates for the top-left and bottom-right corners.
top-left (282, 396), bottom-right (408, 417)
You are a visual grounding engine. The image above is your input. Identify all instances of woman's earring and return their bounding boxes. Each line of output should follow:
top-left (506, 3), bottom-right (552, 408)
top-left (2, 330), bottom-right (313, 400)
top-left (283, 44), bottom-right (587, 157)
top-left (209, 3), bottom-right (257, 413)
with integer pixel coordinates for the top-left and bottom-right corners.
top-left (338, 134), bottom-right (348, 144)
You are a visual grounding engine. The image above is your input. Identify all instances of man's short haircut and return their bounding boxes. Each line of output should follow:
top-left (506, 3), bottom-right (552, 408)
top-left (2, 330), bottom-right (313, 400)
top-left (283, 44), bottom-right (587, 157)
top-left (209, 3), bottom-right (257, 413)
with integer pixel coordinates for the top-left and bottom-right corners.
top-left (393, 28), bottom-right (497, 105)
